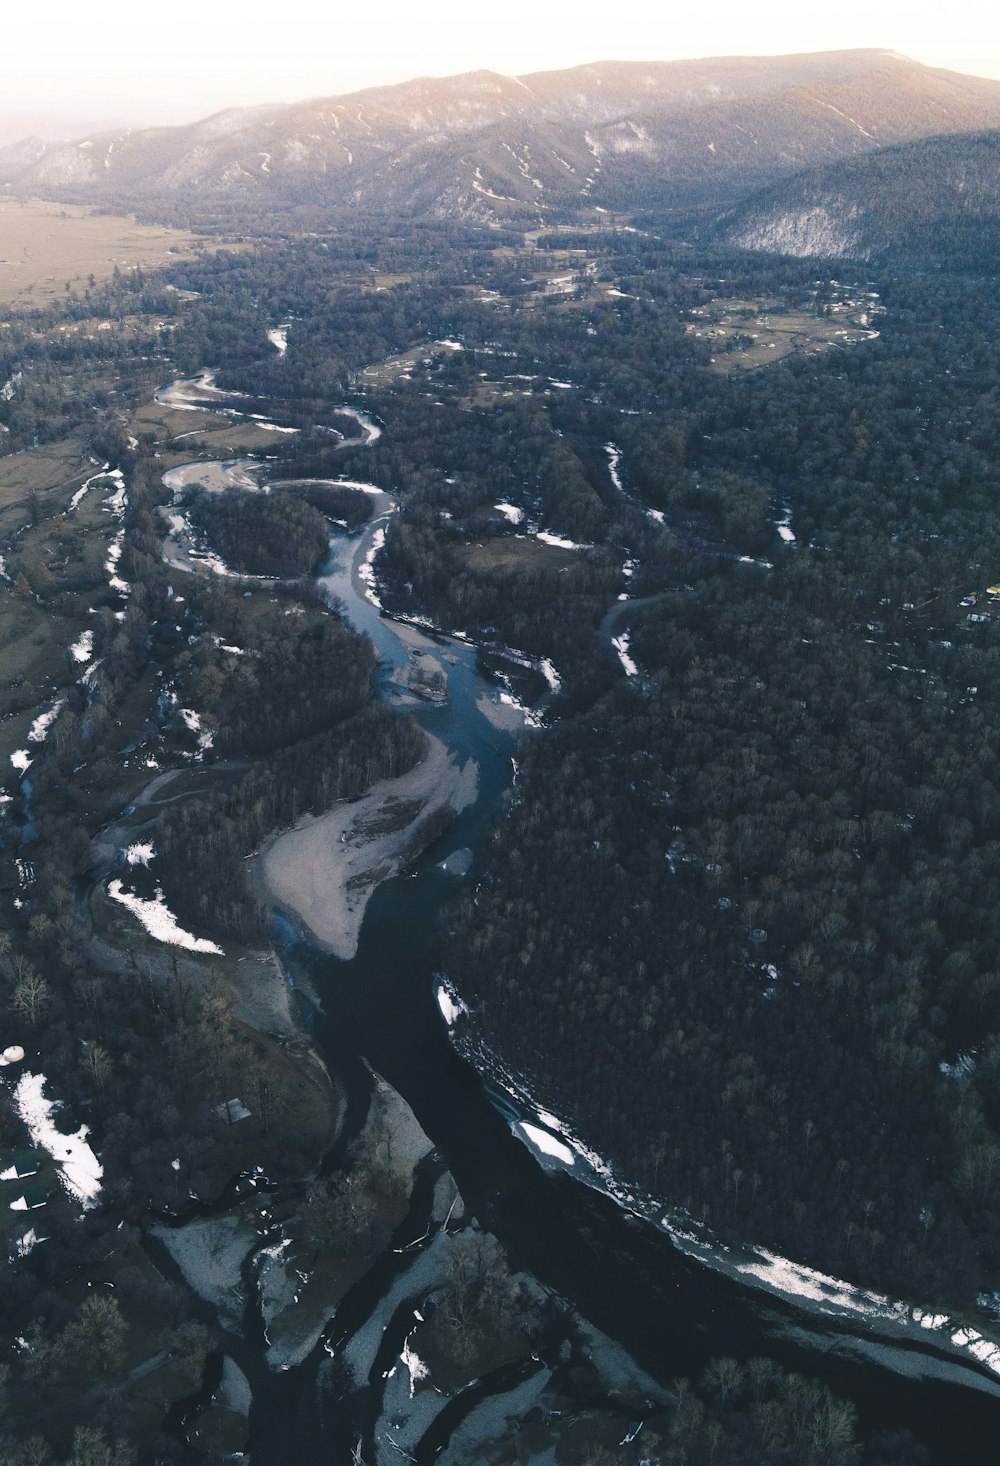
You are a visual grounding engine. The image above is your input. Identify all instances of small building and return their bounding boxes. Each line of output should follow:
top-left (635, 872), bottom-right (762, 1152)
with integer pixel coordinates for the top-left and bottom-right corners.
top-left (10, 1182), bottom-right (47, 1211)
top-left (0, 1151), bottom-right (39, 1182)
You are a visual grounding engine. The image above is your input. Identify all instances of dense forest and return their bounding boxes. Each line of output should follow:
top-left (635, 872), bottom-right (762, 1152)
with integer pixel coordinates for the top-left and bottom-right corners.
top-left (446, 260), bottom-right (1000, 1307)
top-left (184, 487), bottom-right (331, 578)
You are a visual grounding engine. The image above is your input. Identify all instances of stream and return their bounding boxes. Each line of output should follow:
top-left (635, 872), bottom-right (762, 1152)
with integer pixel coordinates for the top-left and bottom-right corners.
top-left (155, 373), bottom-right (1000, 1463)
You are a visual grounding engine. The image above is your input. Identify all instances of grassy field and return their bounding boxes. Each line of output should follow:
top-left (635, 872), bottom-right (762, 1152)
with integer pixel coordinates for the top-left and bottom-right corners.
top-left (0, 432), bottom-right (92, 517)
top-left (0, 197), bottom-right (201, 308)
top-left (459, 534), bottom-right (576, 574)
top-left (689, 295), bottom-right (880, 373)
top-left (132, 400), bottom-right (299, 461)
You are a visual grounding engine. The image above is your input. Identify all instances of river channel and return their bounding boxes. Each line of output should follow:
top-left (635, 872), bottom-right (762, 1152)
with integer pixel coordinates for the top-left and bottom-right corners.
top-left (157, 374), bottom-right (1000, 1463)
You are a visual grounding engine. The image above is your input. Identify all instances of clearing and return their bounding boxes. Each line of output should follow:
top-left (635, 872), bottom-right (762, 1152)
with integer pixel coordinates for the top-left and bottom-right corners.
top-left (0, 197), bottom-right (201, 307)
top-left (688, 294), bottom-right (881, 373)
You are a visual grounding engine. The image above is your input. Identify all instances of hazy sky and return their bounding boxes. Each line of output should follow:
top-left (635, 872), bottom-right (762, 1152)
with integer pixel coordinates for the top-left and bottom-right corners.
top-left (4, 0), bottom-right (999, 139)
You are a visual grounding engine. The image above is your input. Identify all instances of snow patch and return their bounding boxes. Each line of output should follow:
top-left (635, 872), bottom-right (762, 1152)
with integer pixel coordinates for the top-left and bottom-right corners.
top-left (612, 632), bottom-right (639, 677)
top-left (494, 501), bottom-right (524, 525)
top-left (107, 879), bottom-right (224, 955)
top-left (69, 630), bottom-right (94, 664)
top-left (14, 1072), bottom-right (102, 1209)
top-left (533, 530), bottom-right (590, 551)
top-left (605, 443), bottom-right (624, 494)
top-left (402, 1331), bottom-right (429, 1396)
top-left (28, 698), bottom-right (66, 744)
top-left (775, 501), bottom-right (796, 544)
top-left (359, 525), bottom-right (386, 608)
top-left (515, 1121), bottom-right (576, 1166)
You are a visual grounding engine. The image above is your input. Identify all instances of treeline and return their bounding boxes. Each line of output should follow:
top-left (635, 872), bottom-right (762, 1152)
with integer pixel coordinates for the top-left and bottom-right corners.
top-left (156, 704), bottom-right (423, 941)
top-left (279, 480), bottom-right (374, 530)
top-left (186, 486), bottom-right (331, 577)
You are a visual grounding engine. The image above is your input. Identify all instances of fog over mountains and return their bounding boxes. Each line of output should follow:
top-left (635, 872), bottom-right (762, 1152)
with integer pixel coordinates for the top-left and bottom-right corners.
top-left (3, 48), bottom-right (1000, 233)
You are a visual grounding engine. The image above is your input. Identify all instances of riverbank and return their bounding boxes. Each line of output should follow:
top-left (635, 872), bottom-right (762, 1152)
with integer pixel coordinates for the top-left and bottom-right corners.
top-left (450, 1020), bottom-right (1000, 1403)
top-left (255, 730), bottom-right (478, 961)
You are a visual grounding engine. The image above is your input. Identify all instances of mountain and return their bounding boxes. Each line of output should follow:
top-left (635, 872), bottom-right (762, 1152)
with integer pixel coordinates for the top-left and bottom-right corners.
top-left (3, 51), bottom-right (1000, 224)
top-left (709, 129), bottom-right (1000, 264)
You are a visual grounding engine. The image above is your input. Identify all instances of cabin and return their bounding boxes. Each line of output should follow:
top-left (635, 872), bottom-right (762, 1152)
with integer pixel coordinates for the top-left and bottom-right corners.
top-left (10, 1152), bottom-right (39, 1179)
top-left (0, 1150), bottom-right (39, 1183)
top-left (10, 1182), bottom-right (47, 1211)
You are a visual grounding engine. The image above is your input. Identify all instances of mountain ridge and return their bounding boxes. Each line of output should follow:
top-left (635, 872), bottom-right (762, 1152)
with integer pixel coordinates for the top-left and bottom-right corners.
top-left (3, 50), bottom-right (1000, 225)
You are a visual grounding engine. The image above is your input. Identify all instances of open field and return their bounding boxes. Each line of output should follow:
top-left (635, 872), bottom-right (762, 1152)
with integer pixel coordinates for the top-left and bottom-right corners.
top-left (459, 534), bottom-right (577, 574)
top-left (689, 295), bottom-right (881, 373)
top-left (165, 421), bottom-right (302, 456)
top-left (0, 197), bottom-right (201, 307)
top-left (132, 399), bottom-right (231, 443)
top-left (0, 432), bottom-right (92, 516)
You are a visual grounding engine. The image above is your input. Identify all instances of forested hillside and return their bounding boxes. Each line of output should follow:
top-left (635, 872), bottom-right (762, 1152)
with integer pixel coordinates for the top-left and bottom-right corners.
top-left (713, 128), bottom-right (1000, 267)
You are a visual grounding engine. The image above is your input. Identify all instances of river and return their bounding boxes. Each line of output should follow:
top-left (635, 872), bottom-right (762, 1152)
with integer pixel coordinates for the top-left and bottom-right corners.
top-left (156, 374), bottom-right (1000, 1462)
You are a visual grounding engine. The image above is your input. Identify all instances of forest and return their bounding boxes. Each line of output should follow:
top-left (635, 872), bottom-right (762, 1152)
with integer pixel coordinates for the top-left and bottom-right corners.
top-left (443, 259), bottom-right (1000, 1306)
top-left (2, 197), bottom-right (1000, 1462)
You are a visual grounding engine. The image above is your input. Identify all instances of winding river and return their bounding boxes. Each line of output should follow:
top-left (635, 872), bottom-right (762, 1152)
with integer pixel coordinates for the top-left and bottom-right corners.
top-left (155, 374), bottom-right (1000, 1463)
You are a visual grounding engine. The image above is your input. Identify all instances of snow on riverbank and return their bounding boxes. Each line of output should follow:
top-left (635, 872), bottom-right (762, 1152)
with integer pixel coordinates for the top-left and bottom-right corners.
top-left (611, 632), bottom-right (639, 677)
top-left (515, 1121), bottom-right (575, 1167)
top-left (316, 477), bottom-right (385, 496)
top-left (435, 979), bottom-right (469, 1027)
top-left (68, 462), bottom-right (117, 512)
top-left (459, 1027), bottom-right (1000, 1393)
top-left (338, 406), bottom-right (382, 446)
top-left (155, 370), bottom-right (250, 412)
top-left (161, 506), bottom-right (278, 583)
top-left (605, 442), bottom-right (624, 494)
top-left (101, 470), bottom-right (130, 596)
top-left (358, 525), bottom-right (386, 608)
top-left (14, 1071), bottom-right (102, 1208)
top-left (107, 879), bottom-right (224, 955)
